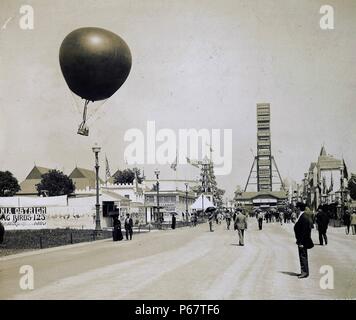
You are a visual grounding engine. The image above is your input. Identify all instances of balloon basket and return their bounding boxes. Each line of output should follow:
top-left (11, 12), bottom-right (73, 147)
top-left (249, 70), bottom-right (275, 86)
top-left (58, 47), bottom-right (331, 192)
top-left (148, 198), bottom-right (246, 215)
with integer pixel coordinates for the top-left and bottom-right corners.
top-left (77, 123), bottom-right (89, 136)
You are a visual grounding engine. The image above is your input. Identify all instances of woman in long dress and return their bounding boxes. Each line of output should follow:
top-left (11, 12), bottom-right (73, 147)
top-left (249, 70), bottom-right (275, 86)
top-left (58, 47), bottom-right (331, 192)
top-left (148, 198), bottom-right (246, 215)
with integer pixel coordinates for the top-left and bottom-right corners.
top-left (113, 216), bottom-right (123, 241)
top-left (171, 214), bottom-right (176, 229)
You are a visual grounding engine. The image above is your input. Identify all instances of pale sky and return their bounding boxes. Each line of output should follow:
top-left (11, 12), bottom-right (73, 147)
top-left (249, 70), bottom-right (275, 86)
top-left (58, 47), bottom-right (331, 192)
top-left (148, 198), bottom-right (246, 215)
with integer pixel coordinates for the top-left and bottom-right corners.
top-left (1, 0), bottom-right (356, 198)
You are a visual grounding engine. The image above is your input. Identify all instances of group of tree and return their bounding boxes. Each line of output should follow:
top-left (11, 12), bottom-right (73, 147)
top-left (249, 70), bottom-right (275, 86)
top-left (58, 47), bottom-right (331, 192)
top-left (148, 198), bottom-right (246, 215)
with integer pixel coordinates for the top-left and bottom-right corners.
top-left (113, 167), bottom-right (144, 184)
top-left (0, 170), bottom-right (75, 197)
top-left (0, 167), bottom-right (145, 197)
top-left (0, 171), bottom-right (20, 196)
top-left (348, 174), bottom-right (356, 200)
top-left (36, 170), bottom-right (75, 196)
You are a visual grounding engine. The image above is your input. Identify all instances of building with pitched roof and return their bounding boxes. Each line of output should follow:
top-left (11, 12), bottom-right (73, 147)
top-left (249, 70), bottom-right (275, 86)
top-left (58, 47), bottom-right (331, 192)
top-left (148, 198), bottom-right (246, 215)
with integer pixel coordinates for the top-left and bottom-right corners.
top-left (17, 166), bottom-right (52, 196)
top-left (69, 167), bottom-right (103, 191)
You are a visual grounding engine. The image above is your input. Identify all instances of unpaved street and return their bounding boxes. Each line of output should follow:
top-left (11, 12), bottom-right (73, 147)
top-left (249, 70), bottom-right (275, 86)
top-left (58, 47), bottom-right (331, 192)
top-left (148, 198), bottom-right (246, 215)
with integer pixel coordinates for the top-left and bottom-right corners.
top-left (1, 221), bottom-right (355, 299)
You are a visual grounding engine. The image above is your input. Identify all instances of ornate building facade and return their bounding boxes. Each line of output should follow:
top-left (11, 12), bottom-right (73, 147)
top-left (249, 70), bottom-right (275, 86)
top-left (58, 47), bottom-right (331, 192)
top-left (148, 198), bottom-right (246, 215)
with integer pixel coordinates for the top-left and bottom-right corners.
top-left (303, 146), bottom-right (349, 211)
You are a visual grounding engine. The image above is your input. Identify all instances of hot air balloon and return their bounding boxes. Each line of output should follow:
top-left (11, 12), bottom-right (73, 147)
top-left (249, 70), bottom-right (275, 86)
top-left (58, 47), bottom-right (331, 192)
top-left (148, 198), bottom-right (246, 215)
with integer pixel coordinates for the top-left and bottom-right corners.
top-left (59, 27), bottom-right (132, 136)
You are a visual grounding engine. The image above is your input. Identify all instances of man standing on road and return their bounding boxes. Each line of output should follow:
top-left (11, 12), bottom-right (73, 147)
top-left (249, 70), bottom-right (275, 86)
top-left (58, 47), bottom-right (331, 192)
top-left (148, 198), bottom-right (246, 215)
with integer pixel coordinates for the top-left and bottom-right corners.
top-left (315, 206), bottom-right (329, 245)
top-left (225, 209), bottom-right (232, 230)
top-left (234, 208), bottom-right (248, 246)
top-left (124, 213), bottom-right (133, 240)
top-left (294, 202), bottom-right (314, 279)
top-left (0, 213), bottom-right (5, 244)
top-left (351, 210), bottom-right (356, 235)
top-left (208, 211), bottom-right (215, 232)
top-left (343, 210), bottom-right (351, 235)
top-left (257, 209), bottom-right (264, 230)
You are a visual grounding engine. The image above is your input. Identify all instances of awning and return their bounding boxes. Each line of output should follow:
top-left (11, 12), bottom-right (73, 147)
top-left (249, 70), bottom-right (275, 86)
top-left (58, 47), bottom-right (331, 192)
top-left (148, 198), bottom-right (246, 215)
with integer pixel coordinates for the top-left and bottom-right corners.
top-left (191, 195), bottom-right (215, 210)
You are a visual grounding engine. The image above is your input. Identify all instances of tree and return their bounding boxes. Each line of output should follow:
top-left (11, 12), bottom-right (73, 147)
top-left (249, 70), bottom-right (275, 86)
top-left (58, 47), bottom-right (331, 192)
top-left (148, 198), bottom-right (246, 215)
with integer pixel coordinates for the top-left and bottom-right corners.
top-left (0, 171), bottom-right (20, 196)
top-left (348, 174), bottom-right (356, 200)
top-left (36, 170), bottom-right (75, 196)
top-left (113, 168), bottom-right (144, 184)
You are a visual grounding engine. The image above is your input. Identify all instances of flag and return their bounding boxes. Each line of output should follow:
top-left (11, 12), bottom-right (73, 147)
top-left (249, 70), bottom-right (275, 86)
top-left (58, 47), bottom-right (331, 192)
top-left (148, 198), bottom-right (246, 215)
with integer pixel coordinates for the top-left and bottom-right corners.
top-left (170, 154), bottom-right (177, 171)
top-left (343, 159), bottom-right (349, 179)
top-left (186, 157), bottom-right (199, 168)
top-left (105, 155), bottom-right (111, 182)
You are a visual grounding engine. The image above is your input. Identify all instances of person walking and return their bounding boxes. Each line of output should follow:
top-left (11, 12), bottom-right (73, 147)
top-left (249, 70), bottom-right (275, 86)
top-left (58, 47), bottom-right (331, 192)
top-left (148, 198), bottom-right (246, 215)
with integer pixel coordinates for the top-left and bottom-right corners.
top-left (225, 210), bottom-right (232, 230)
top-left (234, 208), bottom-right (248, 246)
top-left (208, 211), bottom-right (215, 232)
top-left (112, 215), bottom-right (123, 242)
top-left (294, 202), bottom-right (314, 279)
top-left (0, 213), bottom-right (5, 244)
top-left (257, 209), bottom-right (264, 230)
top-left (291, 210), bottom-right (297, 223)
top-left (279, 210), bottom-right (284, 225)
top-left (351, 210), bottom-right (356, 235)
top-left (171, 213), bottom-right (176, 230)
top-left (343, 210), bottom-right (351, 235)
top-left (124, 213), bottom-right (133, 240)
top-left (191, 212), bottom-right (198, 227)
top-left (315, 206), bottom-right (329, 245)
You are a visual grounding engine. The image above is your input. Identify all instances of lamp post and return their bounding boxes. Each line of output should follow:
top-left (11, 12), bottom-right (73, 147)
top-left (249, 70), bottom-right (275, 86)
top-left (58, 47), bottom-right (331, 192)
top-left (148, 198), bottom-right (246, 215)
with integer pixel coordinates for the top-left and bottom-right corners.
top-left (154, 169), bottom-right (160, 224)
top-left (185, 182), bottom-right (189, 221)
top-left (92, 145), bottom-right (102, 233)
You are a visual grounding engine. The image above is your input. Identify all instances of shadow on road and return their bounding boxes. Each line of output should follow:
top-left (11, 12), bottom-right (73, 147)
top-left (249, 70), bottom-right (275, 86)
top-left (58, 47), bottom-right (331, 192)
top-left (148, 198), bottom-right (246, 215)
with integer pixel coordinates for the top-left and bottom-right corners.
top-left (279, 271), bottom-right (300, 277)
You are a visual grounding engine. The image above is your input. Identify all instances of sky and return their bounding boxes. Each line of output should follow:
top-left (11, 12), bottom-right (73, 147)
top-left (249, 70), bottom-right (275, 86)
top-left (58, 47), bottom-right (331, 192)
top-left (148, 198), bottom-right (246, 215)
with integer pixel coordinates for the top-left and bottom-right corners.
top-left (0, 0), bottom-right (356, 199)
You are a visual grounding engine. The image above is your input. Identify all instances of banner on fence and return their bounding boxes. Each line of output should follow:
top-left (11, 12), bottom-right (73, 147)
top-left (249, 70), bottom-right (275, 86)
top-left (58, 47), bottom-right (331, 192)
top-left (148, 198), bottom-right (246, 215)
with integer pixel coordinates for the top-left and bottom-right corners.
top-left (0, 207), bottom-right (47, 230)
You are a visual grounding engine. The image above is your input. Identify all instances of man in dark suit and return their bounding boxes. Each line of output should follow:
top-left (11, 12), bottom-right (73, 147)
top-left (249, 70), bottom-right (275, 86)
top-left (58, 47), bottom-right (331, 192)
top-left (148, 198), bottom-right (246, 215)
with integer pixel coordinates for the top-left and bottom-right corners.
top-left (208, 211), bottom-right (215, 232)
top-left (315, 206), bottom-right (329, 245)
top-left (234, 208), bottom-right (248, 246)
top-left (0, 213), bottom-right (5, 244)
top-left (124, 213), bottom-right (133, 240)
top-left (294, 202), bottom-right (314, 279)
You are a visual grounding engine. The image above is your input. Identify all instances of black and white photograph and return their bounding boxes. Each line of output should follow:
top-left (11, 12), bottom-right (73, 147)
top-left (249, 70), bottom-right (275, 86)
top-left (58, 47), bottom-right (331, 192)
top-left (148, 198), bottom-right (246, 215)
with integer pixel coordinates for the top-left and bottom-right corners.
top-left (0, 0), bottom-right (355, 308)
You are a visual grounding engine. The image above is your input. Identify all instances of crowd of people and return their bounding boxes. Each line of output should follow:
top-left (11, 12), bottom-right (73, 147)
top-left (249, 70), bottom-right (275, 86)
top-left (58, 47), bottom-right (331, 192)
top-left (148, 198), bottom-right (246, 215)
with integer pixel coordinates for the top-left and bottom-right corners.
top-left (205, 203), bottom-right (356, 279)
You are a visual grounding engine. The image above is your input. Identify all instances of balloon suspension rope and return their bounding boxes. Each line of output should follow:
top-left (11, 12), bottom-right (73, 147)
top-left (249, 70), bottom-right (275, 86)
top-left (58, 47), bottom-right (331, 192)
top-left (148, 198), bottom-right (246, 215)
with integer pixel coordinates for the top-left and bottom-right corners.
top-left (78, 100), bottom-right (90, 136)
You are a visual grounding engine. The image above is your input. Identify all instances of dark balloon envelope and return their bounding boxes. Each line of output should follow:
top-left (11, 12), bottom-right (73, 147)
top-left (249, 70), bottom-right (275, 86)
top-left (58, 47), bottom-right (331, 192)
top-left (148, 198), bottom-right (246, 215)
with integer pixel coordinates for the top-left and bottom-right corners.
top-left (59, 27), bottom-right (132, 101)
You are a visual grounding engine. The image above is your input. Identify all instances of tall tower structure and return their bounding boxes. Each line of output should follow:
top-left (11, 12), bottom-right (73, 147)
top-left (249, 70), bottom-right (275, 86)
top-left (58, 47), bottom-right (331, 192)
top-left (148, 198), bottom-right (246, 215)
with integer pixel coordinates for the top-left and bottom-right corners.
top-left (256, 103), bottom-right (272, 191)
top-left (244, 103), bottom-right (285, 192)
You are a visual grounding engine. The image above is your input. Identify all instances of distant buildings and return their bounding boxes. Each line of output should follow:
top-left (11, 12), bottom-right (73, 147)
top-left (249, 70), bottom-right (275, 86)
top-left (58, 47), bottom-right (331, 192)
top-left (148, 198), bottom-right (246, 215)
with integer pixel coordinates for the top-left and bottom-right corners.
top-left (14, 165), bottom-right (199, 227)
top-left (17, 165), bottom-right (102, 196)
top-left (143, 179), bottom-right (198, 222)
top-left (303, 146), bottom-right (349, 211)
top-left (235, 191), bottom-right (287, 209)
top-left (69, 167), bottom-right (103, 191)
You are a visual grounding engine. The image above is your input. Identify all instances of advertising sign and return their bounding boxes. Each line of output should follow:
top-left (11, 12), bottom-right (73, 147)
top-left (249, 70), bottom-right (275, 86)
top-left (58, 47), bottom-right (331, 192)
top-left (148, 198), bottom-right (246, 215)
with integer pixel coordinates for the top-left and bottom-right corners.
top-left (0, 207), bottom-right (47, 229)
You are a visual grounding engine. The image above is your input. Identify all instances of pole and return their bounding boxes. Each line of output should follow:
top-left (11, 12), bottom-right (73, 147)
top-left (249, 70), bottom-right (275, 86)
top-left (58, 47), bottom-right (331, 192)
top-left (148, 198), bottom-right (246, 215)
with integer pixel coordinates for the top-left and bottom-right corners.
top-left (95, 151), bottom-right (101, 232)
top-left (156, 175), bottom-right (160, 224)
top-left (185, 183), bottom-right (188, 220)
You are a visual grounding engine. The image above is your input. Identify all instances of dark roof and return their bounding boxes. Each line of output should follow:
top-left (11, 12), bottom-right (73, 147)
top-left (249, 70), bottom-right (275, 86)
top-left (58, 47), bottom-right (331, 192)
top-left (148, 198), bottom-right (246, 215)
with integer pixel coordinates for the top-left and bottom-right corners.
top-left (18, 166), bottom-right (53, 195)
top-left (69, 167), bottom-right (97, 180)
top-left (25, 166), bottom-right (51, 179)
